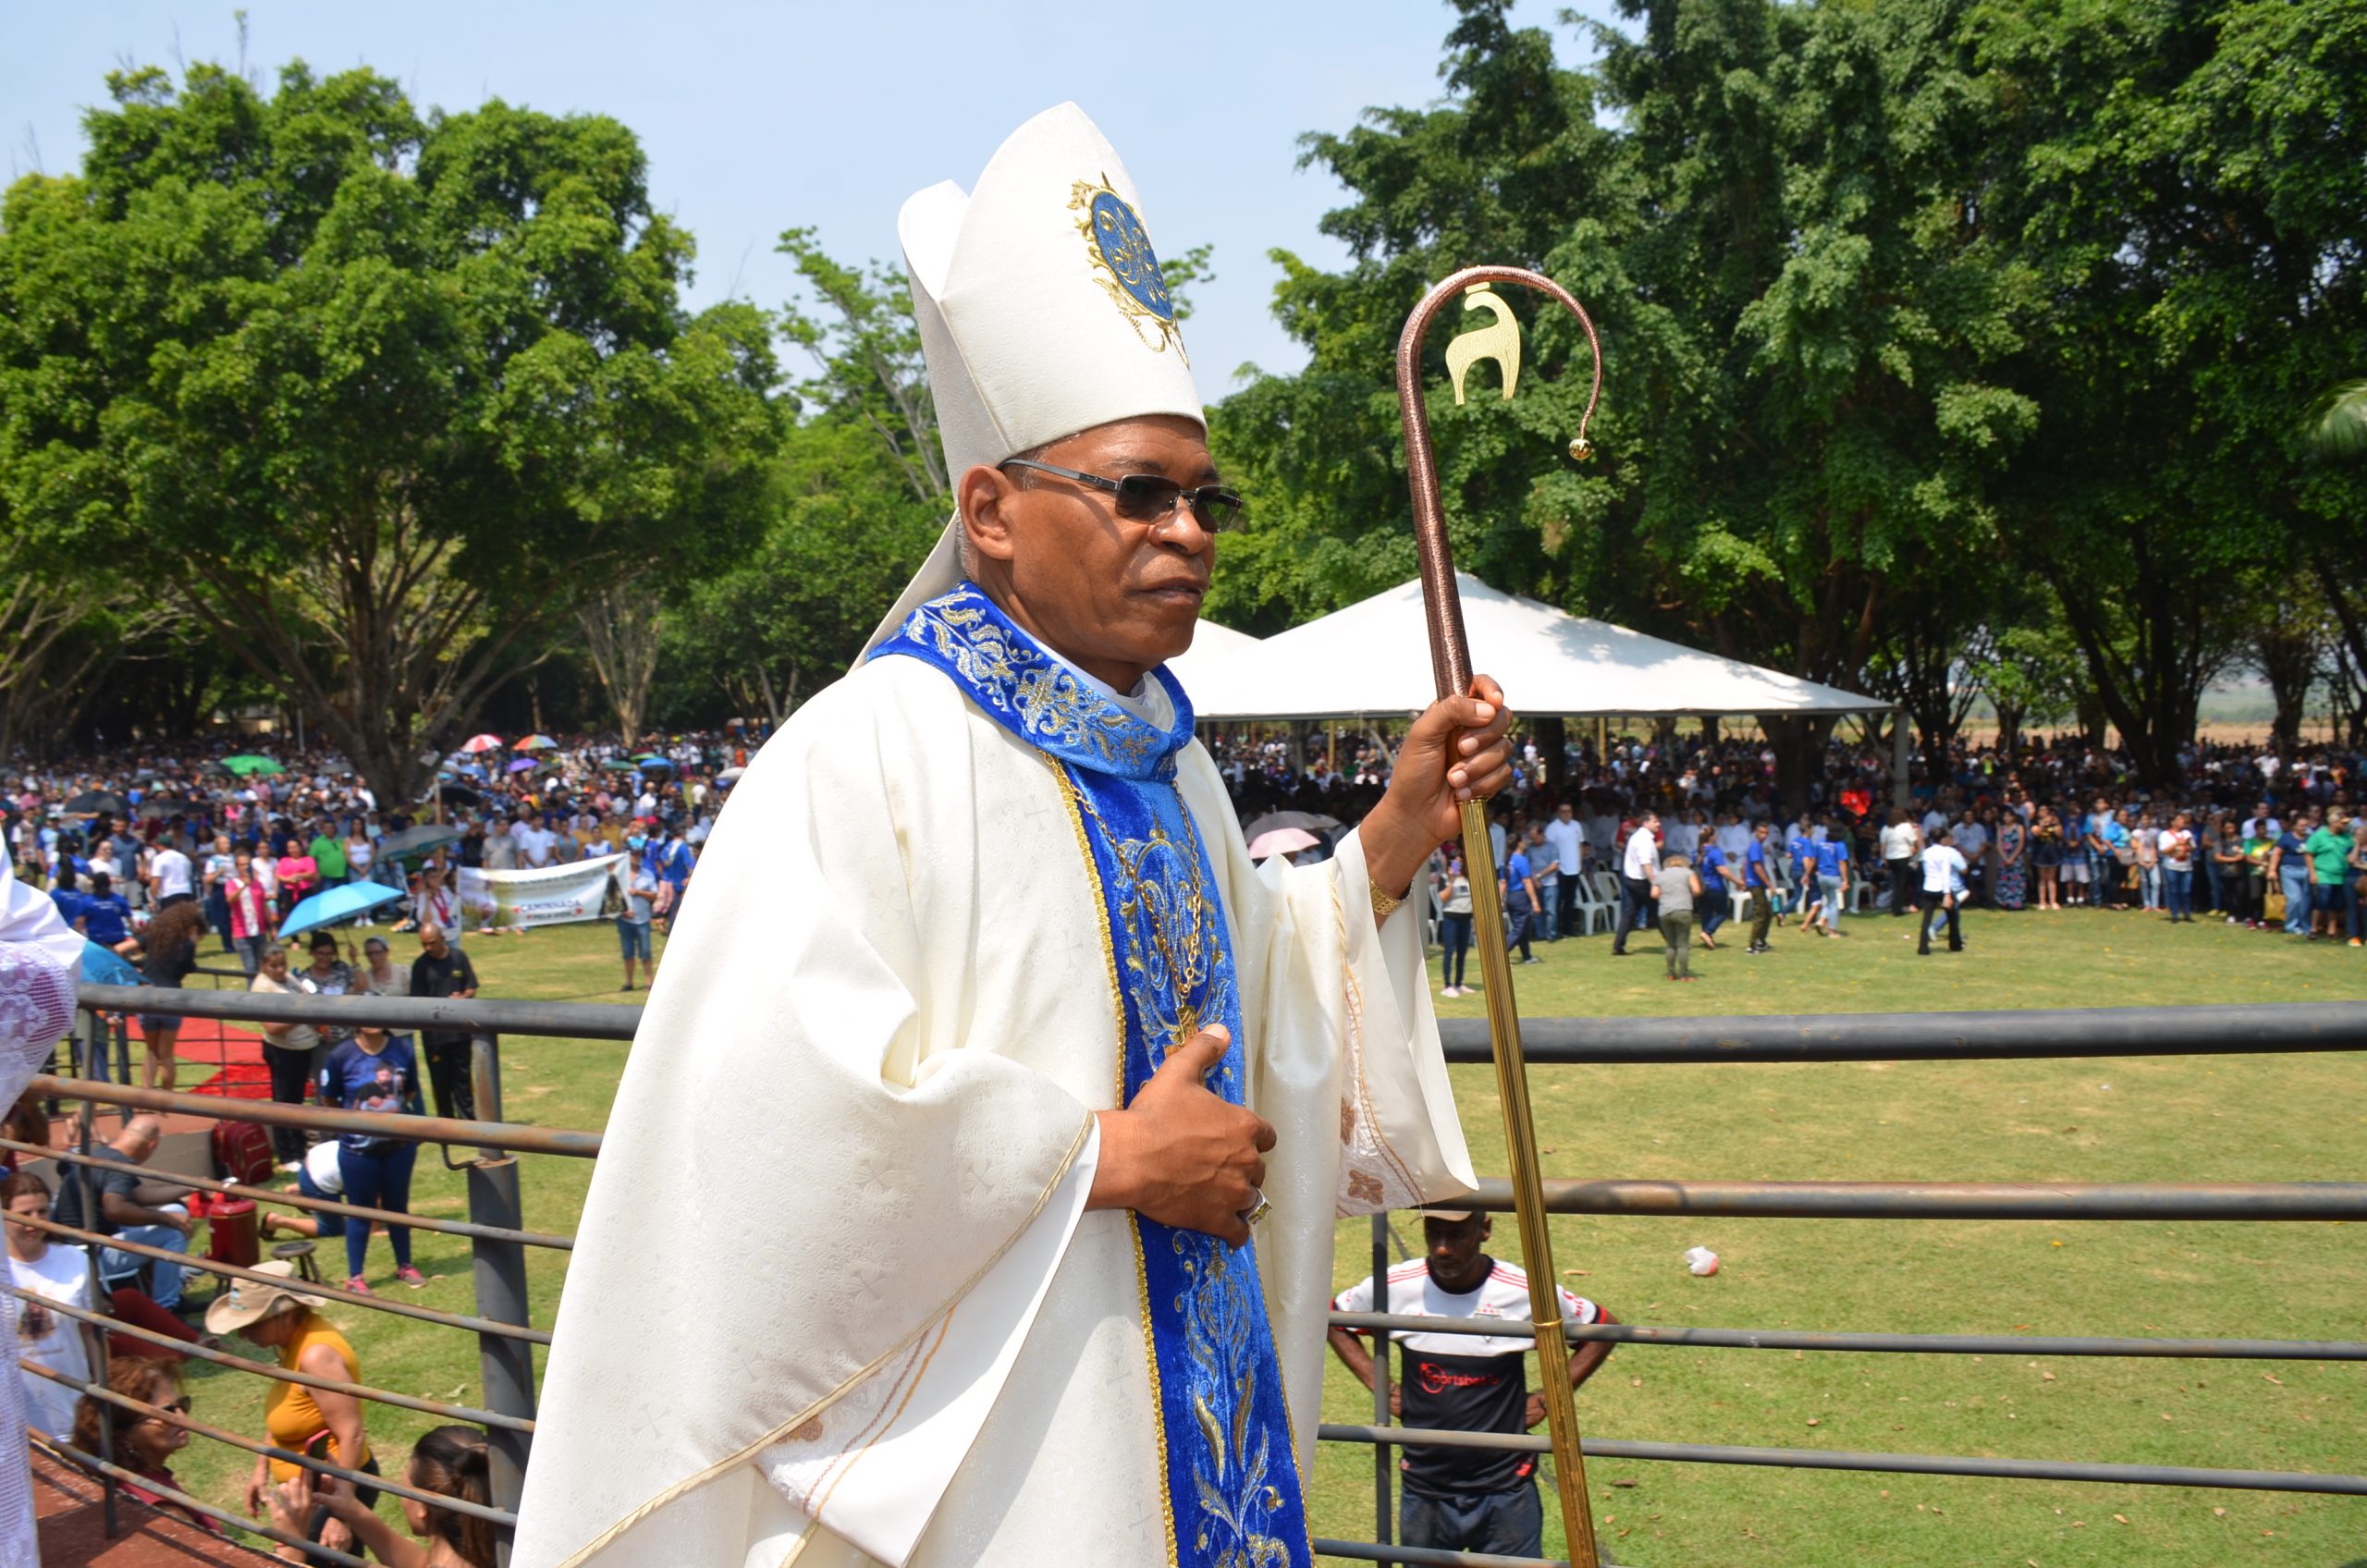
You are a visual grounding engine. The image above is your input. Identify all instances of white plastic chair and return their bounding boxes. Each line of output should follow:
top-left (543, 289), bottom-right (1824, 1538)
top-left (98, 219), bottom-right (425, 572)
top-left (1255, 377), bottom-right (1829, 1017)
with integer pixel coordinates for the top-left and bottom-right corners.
top-left (1569, 875), bottom-right (1613, 936)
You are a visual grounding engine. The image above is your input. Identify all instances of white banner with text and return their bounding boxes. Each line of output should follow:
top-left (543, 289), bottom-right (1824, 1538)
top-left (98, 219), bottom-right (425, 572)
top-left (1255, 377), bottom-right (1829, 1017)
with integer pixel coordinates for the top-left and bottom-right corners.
top-left (460, 853), bottom-right (625, 930)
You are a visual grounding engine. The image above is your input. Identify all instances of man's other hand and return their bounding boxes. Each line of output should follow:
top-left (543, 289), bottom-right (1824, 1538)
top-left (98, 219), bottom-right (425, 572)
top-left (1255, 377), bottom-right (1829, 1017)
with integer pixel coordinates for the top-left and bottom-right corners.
top-left (1090, 1025), bottom-right (1276, 1246)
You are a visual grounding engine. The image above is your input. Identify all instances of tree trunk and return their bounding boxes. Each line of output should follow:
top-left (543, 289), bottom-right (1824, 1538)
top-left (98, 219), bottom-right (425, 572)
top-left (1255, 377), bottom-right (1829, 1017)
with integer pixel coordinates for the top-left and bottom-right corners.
top-left (2251, 608), bottom-right (2323, 755)
top-left (1759, 714), bottom-right (1835, 813)
top-left (576, 582), bottom-right (668, 745)
top-left (1993, 698), bottom-right (2027, 757)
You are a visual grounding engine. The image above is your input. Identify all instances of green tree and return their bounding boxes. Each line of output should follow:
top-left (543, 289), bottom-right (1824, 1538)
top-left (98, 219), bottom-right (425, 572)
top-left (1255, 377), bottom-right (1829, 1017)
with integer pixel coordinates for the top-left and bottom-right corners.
top-left (1972, 0), bottom-right (2367, 778)
top-left (662, 419), bottom-right (941, 727)
top-left (1209, 0), bottom-right (1630, 630)
top-left (1969, 615), bottom-right (2086, 753)
top-left (1215, 0), bottom-right (2037, 801)
top-left (0, 59), bottom-right (779, 801)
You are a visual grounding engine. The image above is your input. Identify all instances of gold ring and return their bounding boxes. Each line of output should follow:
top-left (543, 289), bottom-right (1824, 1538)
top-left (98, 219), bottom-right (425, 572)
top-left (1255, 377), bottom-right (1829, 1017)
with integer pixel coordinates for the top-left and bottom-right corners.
top-left (1244, 1192), bottom-right (1273, 1227)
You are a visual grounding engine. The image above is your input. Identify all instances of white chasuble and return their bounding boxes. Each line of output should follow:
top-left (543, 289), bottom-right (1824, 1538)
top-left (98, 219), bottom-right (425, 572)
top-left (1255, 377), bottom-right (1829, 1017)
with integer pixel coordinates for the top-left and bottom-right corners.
top-left (513, 598), bottom-right (1474, 1568)
top-left (0, 871), bottom-right (87, 1568)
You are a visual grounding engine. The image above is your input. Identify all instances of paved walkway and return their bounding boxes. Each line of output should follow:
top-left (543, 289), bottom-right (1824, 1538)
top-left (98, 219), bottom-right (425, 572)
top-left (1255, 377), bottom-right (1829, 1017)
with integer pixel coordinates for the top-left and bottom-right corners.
top-left (32, 1447), bottom-right (263, 1565)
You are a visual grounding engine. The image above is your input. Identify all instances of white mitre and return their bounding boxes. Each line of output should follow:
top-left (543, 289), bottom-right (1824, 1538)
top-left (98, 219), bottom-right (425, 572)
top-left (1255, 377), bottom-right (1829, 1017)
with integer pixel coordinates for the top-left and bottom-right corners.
top-left (860, 102), bottom-right (1205, 656)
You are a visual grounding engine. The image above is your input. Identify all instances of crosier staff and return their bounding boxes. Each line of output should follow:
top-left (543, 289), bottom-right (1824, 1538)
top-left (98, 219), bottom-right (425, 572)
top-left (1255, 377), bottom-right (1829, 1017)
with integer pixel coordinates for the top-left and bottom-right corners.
top-left (1395, 263), bottom-right (1604, 1568)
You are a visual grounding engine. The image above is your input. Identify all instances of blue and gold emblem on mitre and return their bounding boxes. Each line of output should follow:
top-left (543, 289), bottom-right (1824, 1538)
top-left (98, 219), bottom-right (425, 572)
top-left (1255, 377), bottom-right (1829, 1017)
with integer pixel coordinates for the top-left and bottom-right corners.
top-left (1071, 175), bottom-right (1188, 362)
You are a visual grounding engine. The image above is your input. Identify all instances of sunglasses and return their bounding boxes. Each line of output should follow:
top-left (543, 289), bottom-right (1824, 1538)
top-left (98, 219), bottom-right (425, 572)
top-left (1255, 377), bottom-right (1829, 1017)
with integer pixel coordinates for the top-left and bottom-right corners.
top-left (1000, 459), bottom-right (1245, 533)
top-left (145, 1397), bottom-right (192, 1416)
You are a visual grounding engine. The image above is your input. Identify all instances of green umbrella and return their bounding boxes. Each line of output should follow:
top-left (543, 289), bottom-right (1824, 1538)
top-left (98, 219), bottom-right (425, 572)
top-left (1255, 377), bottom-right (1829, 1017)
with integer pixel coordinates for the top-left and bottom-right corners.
top-left (222, 755), bottom-right (285, 777)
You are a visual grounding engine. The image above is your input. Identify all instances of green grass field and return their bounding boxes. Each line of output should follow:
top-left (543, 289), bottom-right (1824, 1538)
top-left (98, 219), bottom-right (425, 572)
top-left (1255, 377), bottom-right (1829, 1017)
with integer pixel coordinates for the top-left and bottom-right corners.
top-left (156, 904), bottom-right (2367, 1566)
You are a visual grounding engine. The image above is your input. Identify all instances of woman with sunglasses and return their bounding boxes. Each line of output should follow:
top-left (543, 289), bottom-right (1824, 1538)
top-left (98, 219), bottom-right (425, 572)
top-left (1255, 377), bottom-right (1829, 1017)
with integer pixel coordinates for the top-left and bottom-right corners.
top-left (70, 1355), bottom-right (224, 1537)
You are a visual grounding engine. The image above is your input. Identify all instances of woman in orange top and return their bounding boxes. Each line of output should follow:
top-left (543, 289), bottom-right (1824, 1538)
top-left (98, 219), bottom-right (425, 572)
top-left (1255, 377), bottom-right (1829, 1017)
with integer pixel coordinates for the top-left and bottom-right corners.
top-left (206, 1261), bottom-right (377, 1558)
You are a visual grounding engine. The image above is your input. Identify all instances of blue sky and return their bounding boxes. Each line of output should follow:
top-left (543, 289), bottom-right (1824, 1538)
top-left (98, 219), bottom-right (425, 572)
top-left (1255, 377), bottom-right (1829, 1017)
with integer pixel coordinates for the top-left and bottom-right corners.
top-left (4, 0), bottom-right (1616, 386)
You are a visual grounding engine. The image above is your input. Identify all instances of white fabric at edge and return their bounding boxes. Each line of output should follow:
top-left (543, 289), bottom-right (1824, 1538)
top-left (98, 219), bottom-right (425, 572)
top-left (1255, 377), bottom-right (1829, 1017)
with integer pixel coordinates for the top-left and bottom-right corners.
top-left (0, 875), bottom-right (87, 1568)
top-left (758, 1125), bottom-right (1098, 1563)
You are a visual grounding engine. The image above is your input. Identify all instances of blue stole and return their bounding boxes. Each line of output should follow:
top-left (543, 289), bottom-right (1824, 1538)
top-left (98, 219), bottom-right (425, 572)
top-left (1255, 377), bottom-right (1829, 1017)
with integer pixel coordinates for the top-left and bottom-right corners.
top-left (875, 584), bottom-right (1311, 1568)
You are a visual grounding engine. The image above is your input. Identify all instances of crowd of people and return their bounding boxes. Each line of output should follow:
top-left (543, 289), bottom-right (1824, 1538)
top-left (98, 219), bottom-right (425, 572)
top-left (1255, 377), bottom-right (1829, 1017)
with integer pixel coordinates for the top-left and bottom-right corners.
top-left (6, 1121), bottom-right (500, 1562)
top-left (1210, 725), bottom-right (2367, 987)
top-left (6, 713), bottom-right (2361, 1559)
top-left (0, 728), bottom-right (755, 1558)
top-left (1, 727), bottom-right (742, 1088)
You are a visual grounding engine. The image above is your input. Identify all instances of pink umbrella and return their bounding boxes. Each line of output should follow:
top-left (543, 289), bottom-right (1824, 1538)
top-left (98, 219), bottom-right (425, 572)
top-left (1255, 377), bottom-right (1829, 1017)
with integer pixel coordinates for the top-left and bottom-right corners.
top-left (461, 734), bottom-right (504, 754)
top-left (1246, 826), bottom-right (1321, 862)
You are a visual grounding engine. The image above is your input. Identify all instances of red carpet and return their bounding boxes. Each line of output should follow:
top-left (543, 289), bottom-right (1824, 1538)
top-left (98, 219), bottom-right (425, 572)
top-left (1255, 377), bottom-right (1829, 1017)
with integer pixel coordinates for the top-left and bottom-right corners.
top-left (117, 1011), bottom-right (274, 1101)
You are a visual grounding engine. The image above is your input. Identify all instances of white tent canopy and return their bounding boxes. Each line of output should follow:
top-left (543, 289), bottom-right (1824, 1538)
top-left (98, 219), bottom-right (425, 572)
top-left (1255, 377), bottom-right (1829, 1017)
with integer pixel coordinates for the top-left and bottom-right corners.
top-left (1163, 615), bottom-right (1263, 701)
top-left (1173, 573), bottom-right (1883, 722)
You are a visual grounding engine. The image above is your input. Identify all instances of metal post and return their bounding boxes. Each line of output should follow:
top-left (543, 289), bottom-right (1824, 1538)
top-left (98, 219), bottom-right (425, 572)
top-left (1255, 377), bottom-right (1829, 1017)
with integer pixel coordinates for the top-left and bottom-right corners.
top-left (463, 1033), bottom-right (532, 1566)
top-left (70, 1058), bottom-right (118, 1537)
top-left (1893, 707), bottom-right (1911, 809)
top-left (72, 1008), bottom-right (99, 1085)
top-left (1372, 1211), bottom-right (1392, 1568)
top-left (468, 1158), bottom-right (534, 1564)
top-left (112, 1014), bottom-right (131, 1115)
top-left (471, 1030), bottom-right (505, 1127)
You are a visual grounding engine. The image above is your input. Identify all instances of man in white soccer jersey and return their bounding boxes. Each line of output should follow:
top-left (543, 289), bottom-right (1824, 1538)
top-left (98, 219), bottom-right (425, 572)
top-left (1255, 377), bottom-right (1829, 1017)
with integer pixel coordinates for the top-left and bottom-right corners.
top-left (1328, 1208), bottom-right (1620, 1558)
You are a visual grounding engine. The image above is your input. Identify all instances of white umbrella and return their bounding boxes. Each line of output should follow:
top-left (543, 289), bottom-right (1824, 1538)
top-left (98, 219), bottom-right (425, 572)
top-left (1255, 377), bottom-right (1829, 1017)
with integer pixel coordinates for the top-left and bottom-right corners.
top-left (1244, 811), bottom-right (1341, 839)
top-left (1245, 827), bottom-right (1321, 862)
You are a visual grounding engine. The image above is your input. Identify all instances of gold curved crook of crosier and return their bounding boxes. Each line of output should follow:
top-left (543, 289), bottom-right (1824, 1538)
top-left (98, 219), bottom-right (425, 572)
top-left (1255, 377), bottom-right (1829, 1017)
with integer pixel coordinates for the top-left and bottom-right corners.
top-left (1444, 284), bottom-right (1521, 405)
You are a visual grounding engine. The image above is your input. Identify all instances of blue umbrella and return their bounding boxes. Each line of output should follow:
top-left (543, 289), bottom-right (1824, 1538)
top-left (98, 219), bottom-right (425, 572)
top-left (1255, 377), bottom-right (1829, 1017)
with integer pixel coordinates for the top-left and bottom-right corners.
top-left (279, 881), bottom-right (404, 940)
top-left (80, 941), bottom-right (141, 987)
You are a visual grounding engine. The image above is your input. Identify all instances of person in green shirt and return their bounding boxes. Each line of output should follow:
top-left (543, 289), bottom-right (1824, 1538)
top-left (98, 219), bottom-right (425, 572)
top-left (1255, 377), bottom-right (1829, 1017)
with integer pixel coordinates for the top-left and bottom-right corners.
top-left (2301, 809), bottom-right (2350, 940)
top-left (2239, 829), bottom-right (2275, 929)
top-left (307, 817), bottom-right (350, 888)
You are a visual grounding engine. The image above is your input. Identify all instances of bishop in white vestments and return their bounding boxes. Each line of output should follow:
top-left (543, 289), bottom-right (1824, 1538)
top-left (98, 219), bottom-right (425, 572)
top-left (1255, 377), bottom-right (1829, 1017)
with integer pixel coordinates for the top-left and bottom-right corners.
top-left (514, 104), bottom-right (1513, 1568)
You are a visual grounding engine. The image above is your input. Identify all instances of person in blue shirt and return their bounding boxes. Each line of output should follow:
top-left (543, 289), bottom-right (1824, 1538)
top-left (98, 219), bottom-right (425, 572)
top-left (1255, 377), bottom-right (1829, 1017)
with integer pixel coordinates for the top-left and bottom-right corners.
top-left (1526, 826), bottom-right (1563, 944)
top-left (1811, 822), bottom-right (1852, 937)
top-left (647, 828), bottom-right (697, 930)
top-left (1695, 840), bottom-right (1732, 946)
top-left (1786, 827), bottom-right (1821, 930)
top-left (2272, 824), bottom-right (2312, 937)
top-left (80, 872), bottom-right (137, 955)
top-left (1743, 822), bottom-right (1778, 954)
top-left (48, 865), bottom-right (88, 936)
top-left (1500, 842), bottom-right (1541, 964)
top-left (315, 1023), bottom-right (426, 1292)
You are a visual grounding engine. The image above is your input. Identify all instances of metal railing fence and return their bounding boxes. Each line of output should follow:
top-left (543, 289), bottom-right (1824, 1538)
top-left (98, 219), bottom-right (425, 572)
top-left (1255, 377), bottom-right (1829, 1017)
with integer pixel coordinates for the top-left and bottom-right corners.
top-left (21, 986), bottom-right (601, 1565)
top-left (22, 987), bottom-right (2366, 1568)
top-left (1345, 1003), bottom-right (2367, 1567)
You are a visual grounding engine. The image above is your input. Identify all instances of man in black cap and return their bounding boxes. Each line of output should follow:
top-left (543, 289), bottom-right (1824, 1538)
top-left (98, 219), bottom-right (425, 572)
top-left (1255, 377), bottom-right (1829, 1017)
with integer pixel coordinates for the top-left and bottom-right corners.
top-left (1328, 1207), bottom-right (1619, 1558)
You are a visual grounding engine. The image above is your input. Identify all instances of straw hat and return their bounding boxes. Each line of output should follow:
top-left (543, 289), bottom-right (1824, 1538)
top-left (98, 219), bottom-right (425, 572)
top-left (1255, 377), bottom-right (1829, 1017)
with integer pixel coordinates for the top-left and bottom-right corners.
top-left (204, 1259), bottom-right (325, 1334)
